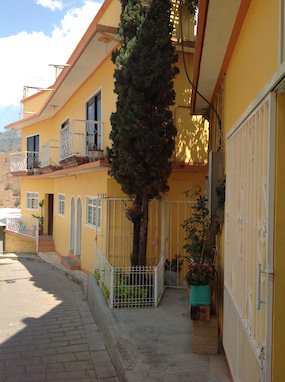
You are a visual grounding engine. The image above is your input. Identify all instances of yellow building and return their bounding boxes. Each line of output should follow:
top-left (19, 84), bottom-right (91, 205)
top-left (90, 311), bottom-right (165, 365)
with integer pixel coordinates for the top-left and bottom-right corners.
top-left (191, 0), bottom-right (285, 380)
top-left (6, 0), bottom-right (207, 300)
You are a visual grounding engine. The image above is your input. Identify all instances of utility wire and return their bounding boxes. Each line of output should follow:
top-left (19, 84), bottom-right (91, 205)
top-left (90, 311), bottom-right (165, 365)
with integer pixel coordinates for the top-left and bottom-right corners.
top-left (179, 3), bottom-right (223, 151)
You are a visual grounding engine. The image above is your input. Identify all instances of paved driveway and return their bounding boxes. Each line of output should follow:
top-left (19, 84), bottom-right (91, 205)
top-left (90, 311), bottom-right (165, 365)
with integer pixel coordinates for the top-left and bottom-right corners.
top-left (0, 257), bottom-right (118, 382)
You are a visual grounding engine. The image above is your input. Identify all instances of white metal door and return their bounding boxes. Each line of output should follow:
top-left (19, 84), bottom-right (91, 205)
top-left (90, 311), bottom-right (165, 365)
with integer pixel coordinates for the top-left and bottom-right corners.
top-left (224, 94), bottom-right (275, 381)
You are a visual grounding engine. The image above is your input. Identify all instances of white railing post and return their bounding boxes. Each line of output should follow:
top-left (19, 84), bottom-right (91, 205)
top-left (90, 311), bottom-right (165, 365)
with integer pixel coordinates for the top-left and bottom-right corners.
top-left (154, 265), bottom-right (158, 307)
top-left (110, 266), bottom-right (114, 308)
top-left (36, 218), bottom-right (39, 252)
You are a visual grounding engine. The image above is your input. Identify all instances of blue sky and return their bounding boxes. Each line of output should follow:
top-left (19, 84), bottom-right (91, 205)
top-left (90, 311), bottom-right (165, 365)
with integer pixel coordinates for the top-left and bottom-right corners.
top-left (0, 0), bottom-right (103, 131)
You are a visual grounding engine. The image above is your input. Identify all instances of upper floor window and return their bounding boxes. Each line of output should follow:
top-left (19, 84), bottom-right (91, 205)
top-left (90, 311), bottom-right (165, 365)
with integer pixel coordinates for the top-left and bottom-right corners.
top-left (58, 194), bottom-right (65, 216)
top-left (27, 135), bottom-right (39, 169)
top-left (86, 92), bottom-right (102, 150)
top-left (86, 196), bottom-right (102, 229)
top-left (61, 119), bottom-right (70, 130)
top-left (26, 192), bottom-right (39, 210)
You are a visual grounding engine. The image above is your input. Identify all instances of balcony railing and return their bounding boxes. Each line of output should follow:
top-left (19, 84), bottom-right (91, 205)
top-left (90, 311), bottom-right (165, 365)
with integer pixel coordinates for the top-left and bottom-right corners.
top-left (41, 140), bottom-right (59, 167)
top-left (6, 215), bottom-right (38, 239)
top-left (10, 151), bottom-right (39, 173)
top-left (59, 119), bottom-right (103, 162)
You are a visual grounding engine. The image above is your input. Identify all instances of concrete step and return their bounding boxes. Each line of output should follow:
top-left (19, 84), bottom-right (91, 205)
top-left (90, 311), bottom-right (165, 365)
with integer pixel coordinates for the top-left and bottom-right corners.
top-left (61, 256), bottom-right (81, 271)
top-left (38, 236), bottom-right (55, 252)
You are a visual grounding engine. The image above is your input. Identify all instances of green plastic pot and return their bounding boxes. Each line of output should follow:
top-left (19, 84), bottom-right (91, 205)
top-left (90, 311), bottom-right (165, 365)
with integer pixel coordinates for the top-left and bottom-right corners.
top-left (190, 284), bottom-right (211, 306)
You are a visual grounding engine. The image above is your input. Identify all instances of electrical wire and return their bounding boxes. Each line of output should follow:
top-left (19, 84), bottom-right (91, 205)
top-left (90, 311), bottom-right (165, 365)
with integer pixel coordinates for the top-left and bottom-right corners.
top-left (179, 3), bottom-right (223, 151)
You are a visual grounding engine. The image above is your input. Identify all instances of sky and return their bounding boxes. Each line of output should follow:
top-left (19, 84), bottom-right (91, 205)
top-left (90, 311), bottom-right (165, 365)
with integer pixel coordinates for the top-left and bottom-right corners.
top-left (0, 0), bottom-right (104, 131)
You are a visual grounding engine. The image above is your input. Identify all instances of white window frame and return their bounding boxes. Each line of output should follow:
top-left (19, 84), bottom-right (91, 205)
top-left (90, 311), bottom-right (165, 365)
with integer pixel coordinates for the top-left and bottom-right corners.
top-left (58, 194), bottom-right (65, 216)
top-left (26, 192), bottom-right (39, 210)
top-left (86, 196), bottom-right (102, 229)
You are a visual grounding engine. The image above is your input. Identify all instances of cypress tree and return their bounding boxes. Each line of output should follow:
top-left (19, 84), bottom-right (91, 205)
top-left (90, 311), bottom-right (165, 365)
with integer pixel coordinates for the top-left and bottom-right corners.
top-left (108, 0), bottom-right (179, 266)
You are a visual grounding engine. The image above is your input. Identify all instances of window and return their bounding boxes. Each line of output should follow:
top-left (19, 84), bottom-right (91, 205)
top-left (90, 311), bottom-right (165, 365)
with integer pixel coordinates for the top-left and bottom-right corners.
top-left (58, 194), bottom-right (65, 216)
top-left (86, 92), bottom-right (102, 150)
top-left (26, 135), bottom-right (39, 170)
top-left (26, 192), bottom-right (39, 210)
top-left (86, 197), bottom-right (102, 229)
top-left (61, 119), bottom-right (69, 130)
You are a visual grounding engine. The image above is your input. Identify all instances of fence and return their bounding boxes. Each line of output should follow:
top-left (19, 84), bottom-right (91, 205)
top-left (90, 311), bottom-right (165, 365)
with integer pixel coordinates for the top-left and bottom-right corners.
top-left (94, 197), bottom-right (194, 307)
top-left (95, 252), bottom-right (165, 308)
top-left (5, 215), bottom-right (38, 239)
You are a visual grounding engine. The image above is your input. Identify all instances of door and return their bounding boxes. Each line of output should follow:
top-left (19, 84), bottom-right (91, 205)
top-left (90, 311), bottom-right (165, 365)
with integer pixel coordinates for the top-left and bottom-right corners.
top-left (70, 197), bottom-right (75, 253)
top-left (48, 194), bottom-right (54, 236)
top-left (75, 198), bottom-right (82, 258)
top-left (27, 135), bottom-right (39, 169)
top-left (86, 92), bottom-right (101, 150)
top-left (223, 94), bottom-right (275, 381)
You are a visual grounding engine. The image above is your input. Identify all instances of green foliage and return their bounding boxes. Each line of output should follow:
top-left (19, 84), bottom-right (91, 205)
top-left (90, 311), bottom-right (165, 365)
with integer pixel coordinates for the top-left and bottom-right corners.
top-left (181, 0), bottom-right (198, 14)
top-left (101, 283), bottom-right (110, 301)
top-left (182, 188), bottom-right (214, 263)
top-left (108, 0), bottom-right (179, 265)
top-left (109, 0), bottom-right (178, 198)
top-left (165, 255), bottom-right (183, 273)
top-left (94, 269), bottom-right (101, 282)
top-left (114, 270), bottom-right (149, 301)
top-left (185, 263), bottom-right (215, 286)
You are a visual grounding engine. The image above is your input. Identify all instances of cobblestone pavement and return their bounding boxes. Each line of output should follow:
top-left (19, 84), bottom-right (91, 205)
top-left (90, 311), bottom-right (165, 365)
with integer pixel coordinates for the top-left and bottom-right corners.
top-left (0, 257), bottom-right (119, 382)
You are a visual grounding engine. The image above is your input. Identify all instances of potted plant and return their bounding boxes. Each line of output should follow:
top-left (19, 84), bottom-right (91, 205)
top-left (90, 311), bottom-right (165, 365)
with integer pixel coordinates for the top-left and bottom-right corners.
top-left (33, 161), bottom-right (41, 175)
top-left (32, 199), bottom-right (44, 235)
top-left (185, 263), bottom-right (215, 306)
top-left (164, 255), bottom-right (183, 286)
top-left (182, 188), bottom-right (217, 306)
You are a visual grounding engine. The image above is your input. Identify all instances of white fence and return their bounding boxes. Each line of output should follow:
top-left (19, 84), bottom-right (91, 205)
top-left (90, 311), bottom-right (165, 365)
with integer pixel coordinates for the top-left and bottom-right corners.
top-left (95, 252), bottom-right (165, 308)
top-left (5, 215), bottom-right (38, 239)
top-left (60, 119), bottom-right (103, 161)
top-left (10, 151), bottom-right (39, 173)
top-left (94, 197), bottom-right (194, 307)
top-left (41, 140), bottom-right (59, 167)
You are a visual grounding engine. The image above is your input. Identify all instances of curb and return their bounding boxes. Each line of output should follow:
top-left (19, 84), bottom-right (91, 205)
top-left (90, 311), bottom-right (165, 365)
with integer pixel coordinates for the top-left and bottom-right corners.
top-left (86, 276), bottom-right (133, 382)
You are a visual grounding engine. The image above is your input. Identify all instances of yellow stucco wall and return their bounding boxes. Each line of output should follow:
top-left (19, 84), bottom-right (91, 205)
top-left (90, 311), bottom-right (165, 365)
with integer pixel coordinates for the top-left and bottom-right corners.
top-left (17, 0), bottom-right (206, 273)
top-left (224, 0), bottom-right (279, 133)
top-left (217, 0), bottom-right (280, 341)
top-left (272, 93), bottom-right (285, 381)
top-left (99, 0), bottom-right (121, 27)
top-left (5, 231), bottom-right (37, 253)
top-left (22, 90), bottom-right (51, 116)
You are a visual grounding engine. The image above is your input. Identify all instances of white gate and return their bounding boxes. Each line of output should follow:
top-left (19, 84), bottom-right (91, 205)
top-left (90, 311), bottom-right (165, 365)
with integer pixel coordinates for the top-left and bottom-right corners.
top-left (224, 94), bottom-right (275, 381)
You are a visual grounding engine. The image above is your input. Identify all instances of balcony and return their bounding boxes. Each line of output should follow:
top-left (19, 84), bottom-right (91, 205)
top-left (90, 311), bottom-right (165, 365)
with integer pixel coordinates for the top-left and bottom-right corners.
top-left (10, 120), bottom-right (105, 176)
top-left (41, 140), bottom-right (60, 172)
top-left (59, 119), bottom-right (104, 166)
top-left (10, 151), bottom-right (39, 175)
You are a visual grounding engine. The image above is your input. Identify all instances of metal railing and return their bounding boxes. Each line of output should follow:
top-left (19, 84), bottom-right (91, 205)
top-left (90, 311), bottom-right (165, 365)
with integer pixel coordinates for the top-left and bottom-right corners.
top-left (60, 119), bottom-right (103, 161)
top-left (10, 151), bottom-right (39, 173)
top-left (6, 215), bottom-right (38, 239)
top-left (95, 252), bottom-right (165, 308)
top-left (41, 140), bottom-right (59, 167)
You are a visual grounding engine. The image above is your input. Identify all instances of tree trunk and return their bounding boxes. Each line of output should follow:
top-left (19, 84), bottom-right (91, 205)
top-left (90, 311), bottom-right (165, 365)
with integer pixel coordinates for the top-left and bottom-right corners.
top-left (138, 195), bottom-right (149, 266)
top-left (132, 221), bottom-right (141, 266)
top-left (130, 196), bottom-right (142, 266)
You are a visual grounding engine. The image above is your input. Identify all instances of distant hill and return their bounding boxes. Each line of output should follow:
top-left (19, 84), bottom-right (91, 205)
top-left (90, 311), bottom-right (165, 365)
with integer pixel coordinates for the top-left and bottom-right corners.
top-left (0, 130), bottom-right (21, 152)
top-left (0, 152), bottom-right (20, 208)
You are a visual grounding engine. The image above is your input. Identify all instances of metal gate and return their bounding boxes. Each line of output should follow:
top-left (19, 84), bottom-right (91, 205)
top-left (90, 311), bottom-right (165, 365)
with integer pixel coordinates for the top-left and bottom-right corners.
top-left (224, 94), bottom-right (275, 381)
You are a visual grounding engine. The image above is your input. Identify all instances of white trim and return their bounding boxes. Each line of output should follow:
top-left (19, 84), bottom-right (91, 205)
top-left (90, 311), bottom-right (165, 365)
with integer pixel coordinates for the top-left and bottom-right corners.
top-left (264, 92), bottom-right (276, 382)
top-left (57, 193), bottom-right (65, 216)
top-left (26, 192), bottom-right (39, 210)
top-left (227, 62), bottom-right (285, 139)
top-left (85, 195), bottom-right (102, 230)
top-left (85, 88), bottom-right (103, 150)
top-left (60, 117), bottom-right (70, 129)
